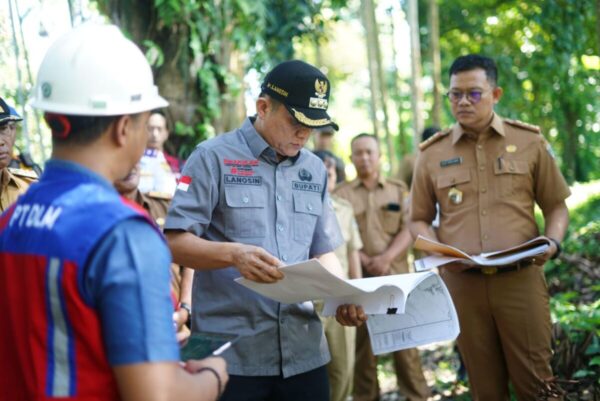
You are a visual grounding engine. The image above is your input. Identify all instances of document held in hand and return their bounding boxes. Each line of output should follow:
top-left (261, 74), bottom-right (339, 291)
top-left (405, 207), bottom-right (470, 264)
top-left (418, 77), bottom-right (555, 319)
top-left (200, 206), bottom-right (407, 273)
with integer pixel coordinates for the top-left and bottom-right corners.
top-left (413, 235), bottom-right (551, 272)
top-left (235, 259), bottom-right (460, 354)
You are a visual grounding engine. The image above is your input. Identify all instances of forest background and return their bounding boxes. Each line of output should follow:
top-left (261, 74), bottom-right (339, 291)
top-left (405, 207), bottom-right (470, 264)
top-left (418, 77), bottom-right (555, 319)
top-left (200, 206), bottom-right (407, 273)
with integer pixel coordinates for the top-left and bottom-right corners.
top-left (1, 0), bottom-right (599, 399)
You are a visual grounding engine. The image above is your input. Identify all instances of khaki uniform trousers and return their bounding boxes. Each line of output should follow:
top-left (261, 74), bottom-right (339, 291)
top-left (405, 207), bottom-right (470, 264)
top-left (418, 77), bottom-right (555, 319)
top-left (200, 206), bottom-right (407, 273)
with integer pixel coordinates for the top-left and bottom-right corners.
top-left (321, 316), bottom-right (356, 401)
top-left (353, 324), bottom-right (429, 401)
top-left (441, 264), bottom-right (556, 401)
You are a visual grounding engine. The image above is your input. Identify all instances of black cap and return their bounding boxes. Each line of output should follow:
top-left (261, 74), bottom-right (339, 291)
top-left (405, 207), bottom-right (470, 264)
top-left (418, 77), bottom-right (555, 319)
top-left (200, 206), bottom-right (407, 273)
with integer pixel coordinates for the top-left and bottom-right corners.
top-left (0, 97), bottom-right (23, 125)
top-left (261, 60), bottom-right (339, 131)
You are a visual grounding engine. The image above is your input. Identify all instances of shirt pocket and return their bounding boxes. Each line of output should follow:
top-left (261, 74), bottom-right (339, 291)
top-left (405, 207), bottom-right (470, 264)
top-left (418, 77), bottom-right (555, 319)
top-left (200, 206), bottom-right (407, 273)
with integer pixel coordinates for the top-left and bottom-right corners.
top-left (379, 203), bottom-right (402, 235)
top-left (436, 169), bottom-right (473, 210)
top-left (493, 159), bottom-right (530, 198)
top-left (293, 192), bottom-right (323, 245)
top-left (224, 186), bottom-right (267, 238)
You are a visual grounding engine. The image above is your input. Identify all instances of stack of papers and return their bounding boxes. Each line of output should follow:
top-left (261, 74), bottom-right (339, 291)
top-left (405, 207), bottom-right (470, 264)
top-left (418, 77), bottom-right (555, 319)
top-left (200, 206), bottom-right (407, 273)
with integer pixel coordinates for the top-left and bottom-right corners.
top-left (413, 236), bottom-right (551, 272)
top-left (235, 260), bottom-right (460, 354)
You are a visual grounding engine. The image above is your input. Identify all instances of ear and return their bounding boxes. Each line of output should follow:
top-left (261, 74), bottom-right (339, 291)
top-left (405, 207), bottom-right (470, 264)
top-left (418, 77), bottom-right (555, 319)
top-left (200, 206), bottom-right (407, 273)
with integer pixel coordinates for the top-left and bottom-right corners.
top-left (112, 115), bottom-right (131, 147)
top-left (492, 86), bottom-right (503, 104)
top-left (255, 97), bottom-right (270, 119)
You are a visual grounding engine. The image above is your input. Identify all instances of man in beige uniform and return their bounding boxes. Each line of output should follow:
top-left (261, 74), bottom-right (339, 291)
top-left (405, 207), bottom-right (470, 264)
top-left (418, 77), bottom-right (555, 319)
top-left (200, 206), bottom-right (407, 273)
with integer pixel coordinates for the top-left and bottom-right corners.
top-left (0, 98), bottom-right (37, 212)
top-left (410, 54), bottom-right (569, 401)
top-left (115, 163), bottom-right (192, 342)
top-left (335, 134), bottom-right (429, 401)
top-left (314, 150), bottom-right (362, 401)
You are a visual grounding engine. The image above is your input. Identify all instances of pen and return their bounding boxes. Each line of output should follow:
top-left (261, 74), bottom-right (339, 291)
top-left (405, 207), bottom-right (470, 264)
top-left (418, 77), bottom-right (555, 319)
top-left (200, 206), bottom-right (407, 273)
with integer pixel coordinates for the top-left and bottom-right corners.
top-left (212, 341), bottom-right (232, 356)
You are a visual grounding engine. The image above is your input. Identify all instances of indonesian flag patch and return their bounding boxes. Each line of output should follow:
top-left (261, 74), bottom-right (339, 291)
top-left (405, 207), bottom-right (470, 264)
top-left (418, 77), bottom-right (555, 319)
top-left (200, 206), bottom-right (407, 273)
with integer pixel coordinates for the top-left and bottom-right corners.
top-left (177, 175), bottom-right (192, 192)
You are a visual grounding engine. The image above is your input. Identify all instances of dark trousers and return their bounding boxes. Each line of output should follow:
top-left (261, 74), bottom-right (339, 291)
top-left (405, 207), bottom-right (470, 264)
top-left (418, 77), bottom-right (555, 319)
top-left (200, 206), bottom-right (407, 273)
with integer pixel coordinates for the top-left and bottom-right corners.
top-left (220, 365), bottom-right (329, 401)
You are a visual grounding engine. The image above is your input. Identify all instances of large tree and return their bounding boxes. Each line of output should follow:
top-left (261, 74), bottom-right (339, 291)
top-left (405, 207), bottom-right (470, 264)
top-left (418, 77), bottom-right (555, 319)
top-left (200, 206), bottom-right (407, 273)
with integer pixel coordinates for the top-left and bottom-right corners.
top-left (97, 0), bottom-right (348, 158)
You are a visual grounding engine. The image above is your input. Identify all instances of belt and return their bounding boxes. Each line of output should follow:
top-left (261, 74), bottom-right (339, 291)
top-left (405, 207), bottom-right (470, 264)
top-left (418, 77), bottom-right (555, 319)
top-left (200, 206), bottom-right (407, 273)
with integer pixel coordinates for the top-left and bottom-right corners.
top-left (464, 259), bottom-right (534, 275)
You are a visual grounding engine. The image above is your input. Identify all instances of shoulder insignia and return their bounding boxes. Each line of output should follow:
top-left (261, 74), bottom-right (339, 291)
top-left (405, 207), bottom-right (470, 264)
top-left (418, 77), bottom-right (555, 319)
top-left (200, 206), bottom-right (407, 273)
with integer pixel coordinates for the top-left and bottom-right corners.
top-left (504, 119), bottom-right (540, 134)
top-left (8, 167), bottom-right (39, 180)
top-left (147, 191), bottom-right (173, 201)
top-left (419, 129), bottom-right (450, 151)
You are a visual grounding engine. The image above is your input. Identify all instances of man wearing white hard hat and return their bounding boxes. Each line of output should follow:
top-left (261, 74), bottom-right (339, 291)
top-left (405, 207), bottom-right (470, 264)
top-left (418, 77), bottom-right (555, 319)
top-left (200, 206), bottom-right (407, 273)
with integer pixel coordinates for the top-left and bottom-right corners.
top-left (0, 24), bottom-right (228, 401)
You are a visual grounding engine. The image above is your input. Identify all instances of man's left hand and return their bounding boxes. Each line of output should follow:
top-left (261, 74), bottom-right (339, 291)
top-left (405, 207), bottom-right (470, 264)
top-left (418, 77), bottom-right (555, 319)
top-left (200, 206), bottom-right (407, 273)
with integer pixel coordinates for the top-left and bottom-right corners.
top-left (335, 304), bottom-right (368, 327)
top-left (536, 240), bottom-right (558, 265)
top-left (365, 254), bottom-right (391, 276)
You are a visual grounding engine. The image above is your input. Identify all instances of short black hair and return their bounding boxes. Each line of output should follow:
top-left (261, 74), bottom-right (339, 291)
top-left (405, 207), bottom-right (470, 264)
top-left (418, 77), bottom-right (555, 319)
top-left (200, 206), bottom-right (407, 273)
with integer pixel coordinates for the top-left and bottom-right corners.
top-left (258, 92), bottom-right (282, 110)
top-left (449, 54), bottom-right (498, 86)
top-left (421, 126), bottom-right (440, 142)
top-left (313, 149), bottom-right (337, 167)
top-left (350, 133), bottom-right (379, 147)
top-left (47, 114), bottom-right (119, 146)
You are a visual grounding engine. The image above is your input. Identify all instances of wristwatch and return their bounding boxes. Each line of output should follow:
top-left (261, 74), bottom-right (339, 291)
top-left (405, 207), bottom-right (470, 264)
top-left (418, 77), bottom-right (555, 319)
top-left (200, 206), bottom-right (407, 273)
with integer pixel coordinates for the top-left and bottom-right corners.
top-left (549, 238), bottom-right (562, 260)
top-left (179, 302), bottom-right (192, 324)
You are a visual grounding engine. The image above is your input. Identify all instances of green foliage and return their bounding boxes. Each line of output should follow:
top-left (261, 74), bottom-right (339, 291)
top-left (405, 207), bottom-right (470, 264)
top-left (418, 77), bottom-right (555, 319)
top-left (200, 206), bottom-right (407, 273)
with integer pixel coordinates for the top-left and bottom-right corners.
top-left (544, 194), bottom-right (600, 398)
top-left (147, 0), bottom-right (345, 155)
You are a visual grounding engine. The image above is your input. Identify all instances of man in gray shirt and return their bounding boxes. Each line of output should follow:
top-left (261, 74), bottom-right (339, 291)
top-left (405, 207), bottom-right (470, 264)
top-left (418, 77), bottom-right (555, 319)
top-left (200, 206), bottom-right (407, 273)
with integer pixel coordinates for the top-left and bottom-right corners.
top-left (166, 60), bottom-right (366, 401)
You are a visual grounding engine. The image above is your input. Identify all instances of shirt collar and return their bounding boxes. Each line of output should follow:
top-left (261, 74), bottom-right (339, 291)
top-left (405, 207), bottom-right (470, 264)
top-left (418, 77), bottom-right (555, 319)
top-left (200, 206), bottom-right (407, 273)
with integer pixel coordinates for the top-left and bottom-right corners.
top-left (451, 112), bottom-right (505, 145)
top-left (241, 117), bottom-right (270, 160)
top-left (351, 174), bottom-right (385, 189)
top-left (241, 117), bottom-right (303, 165)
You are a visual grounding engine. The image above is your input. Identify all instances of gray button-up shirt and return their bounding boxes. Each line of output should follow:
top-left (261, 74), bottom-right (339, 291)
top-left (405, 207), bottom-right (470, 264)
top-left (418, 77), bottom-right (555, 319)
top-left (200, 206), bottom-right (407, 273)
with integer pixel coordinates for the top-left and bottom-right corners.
top-left (165, 117), bottom-right (343, 377)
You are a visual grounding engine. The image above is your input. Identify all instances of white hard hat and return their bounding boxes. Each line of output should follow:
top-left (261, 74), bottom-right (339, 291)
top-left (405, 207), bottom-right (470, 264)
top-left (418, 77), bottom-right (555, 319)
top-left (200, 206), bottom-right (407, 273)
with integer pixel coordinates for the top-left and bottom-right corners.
top-left (31, 23), bottom-right (168, 115)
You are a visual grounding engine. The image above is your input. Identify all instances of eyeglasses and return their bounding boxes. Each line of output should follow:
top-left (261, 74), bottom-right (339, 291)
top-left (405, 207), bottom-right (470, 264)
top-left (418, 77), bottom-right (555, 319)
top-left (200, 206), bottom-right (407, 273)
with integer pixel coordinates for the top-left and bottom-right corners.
top-left (446, 90), bottom-right (490, 104)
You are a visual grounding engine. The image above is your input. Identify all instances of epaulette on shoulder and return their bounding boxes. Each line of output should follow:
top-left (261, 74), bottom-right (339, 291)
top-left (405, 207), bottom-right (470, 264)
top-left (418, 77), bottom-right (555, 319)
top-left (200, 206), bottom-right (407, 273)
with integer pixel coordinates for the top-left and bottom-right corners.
top-left (8, 167), bottom-right (38, 180)
top-left (419, 129), bottom-right (450, 151)
top-left (504, 119), bottom-right (540, 134)
top-left (147, 191), bottom-right (173, 201)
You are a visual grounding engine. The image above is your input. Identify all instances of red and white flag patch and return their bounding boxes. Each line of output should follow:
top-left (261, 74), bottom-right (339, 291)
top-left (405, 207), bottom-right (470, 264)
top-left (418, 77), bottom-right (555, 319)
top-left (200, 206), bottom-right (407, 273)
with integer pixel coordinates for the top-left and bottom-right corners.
top-left (177, 175), bottom-right (192, 192)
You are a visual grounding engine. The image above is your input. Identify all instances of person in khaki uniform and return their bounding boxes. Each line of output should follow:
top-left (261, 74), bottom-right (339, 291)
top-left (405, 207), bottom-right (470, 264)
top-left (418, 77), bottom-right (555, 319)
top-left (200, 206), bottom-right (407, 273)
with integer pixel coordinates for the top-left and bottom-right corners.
top-left (314, 150), bottom-right (362, 401)
top-left (114, 163), bottom-right (193, 342)
top-left (0, 98), bottom-right (37, 212)
top-left (410, 55), bottom-right (569, 401)
top-left (335, 134), bottom-right (429, 401)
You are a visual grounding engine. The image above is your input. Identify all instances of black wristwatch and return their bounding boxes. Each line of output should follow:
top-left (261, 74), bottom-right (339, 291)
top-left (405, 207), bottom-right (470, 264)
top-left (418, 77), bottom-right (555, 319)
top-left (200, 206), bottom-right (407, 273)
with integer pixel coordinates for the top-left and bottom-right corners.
top-left (549, 238), bottom-right (562, 260)
top-left (179, 302), bottom-right (192, 323)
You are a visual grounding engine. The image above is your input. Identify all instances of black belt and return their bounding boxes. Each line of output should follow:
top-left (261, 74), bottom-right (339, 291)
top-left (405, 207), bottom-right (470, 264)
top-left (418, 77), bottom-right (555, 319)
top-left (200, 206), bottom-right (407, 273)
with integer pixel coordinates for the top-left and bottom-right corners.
top-left (464, 259), bottom-right (534, 275)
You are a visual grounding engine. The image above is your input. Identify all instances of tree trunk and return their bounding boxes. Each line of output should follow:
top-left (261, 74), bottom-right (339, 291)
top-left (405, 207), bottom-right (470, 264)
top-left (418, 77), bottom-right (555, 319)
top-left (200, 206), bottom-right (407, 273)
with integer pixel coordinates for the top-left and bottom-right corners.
top-left (407, 0), bottom-right (424, 151)
top-left (361, 0), bottom-right (381, 140)
top-left (361, 0), bottom-right (396, 170)
top-left (428, 0), bottom-right (442, 129)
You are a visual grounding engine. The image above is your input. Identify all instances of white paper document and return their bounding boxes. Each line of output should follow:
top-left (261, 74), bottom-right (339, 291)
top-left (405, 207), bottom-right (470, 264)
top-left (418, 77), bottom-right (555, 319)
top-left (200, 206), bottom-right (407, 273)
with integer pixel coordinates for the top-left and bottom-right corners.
top-left (235, 259), bottom-right (460, 353)
top-left (413, 236), bottom-right (551, 272)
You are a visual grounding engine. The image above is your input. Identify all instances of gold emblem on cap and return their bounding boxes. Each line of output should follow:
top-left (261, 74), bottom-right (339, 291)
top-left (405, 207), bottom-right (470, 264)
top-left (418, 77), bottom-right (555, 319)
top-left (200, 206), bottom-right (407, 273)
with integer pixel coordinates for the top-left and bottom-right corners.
top-left (291, 108), bottom-right (332, 127)
top-left (448, 187), bottom-right (463, 205)
top-left (506, 144), bottom-right (517, 153)
top-left (315, 79), bottom-right (327, 98)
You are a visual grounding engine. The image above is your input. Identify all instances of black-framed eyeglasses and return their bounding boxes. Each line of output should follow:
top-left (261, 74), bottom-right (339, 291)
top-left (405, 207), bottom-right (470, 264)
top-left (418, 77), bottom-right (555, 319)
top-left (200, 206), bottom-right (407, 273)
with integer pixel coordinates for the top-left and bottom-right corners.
top-left (445, 90), bottom-right (490, 104)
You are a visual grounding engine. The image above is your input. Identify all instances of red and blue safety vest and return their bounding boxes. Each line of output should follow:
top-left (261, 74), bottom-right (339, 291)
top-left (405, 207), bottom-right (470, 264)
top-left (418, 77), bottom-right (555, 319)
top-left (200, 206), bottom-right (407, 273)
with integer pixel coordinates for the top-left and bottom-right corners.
top-left (0, 162), bottom-right (153, 401)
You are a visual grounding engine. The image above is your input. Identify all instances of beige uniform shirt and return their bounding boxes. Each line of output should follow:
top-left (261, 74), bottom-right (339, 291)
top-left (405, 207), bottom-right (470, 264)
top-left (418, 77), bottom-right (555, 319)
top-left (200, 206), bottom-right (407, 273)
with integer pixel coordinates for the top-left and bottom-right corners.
top-left (133, 190), bottom-right (185, 297)
top-left (331, 195), bottom-right (363, 278)
top-left (411, 113), bottom-right (571, 255)
top-left (335, 176), bottom-right (410, 274)
top-left (0, 167), bottom-right (37, 212)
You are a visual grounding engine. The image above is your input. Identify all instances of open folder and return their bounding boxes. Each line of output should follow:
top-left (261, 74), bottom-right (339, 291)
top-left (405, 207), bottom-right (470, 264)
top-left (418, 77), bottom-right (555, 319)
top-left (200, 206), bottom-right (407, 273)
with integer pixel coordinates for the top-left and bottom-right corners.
top-left (413, 235), bottom-right (551, 272)
top-left (235, 260), bottom-right (459, 354)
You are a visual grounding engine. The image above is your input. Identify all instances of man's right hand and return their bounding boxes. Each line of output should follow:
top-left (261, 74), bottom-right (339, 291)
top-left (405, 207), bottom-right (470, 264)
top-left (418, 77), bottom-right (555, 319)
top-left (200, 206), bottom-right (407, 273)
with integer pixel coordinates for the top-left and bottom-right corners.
top-left (232, 244), bottom-right (284, 283)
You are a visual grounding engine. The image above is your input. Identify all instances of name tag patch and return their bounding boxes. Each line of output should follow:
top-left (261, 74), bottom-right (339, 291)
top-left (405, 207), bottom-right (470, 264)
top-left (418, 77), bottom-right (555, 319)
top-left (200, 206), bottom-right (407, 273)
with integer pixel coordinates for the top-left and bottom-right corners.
top-left (224, 174), bottom-right (262, 186)
top-left (292, 181), bottom-right (322, 192)
top-left (440, 157), bottom-right (463, 168)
